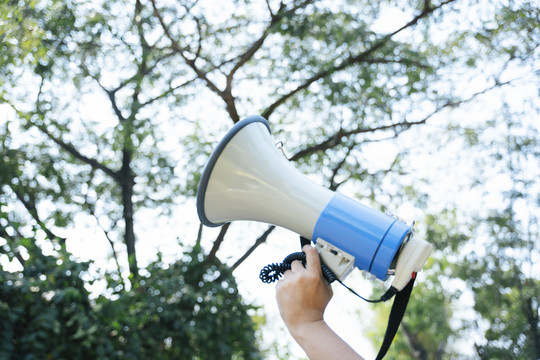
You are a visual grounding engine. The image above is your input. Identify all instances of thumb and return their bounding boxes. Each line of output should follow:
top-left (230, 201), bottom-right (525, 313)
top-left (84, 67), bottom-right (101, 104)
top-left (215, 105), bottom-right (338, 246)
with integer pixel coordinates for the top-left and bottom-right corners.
top-left (303, 245), bottom-right (322, 275)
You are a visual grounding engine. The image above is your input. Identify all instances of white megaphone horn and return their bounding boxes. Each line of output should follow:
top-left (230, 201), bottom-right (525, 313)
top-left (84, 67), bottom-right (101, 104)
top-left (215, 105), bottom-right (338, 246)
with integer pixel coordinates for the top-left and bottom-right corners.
top-left (197, 115), bottom-right (432, 291)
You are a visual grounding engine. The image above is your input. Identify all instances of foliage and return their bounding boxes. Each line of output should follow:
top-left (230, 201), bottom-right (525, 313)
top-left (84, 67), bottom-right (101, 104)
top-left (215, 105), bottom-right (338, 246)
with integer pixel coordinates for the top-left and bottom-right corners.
top-left (0, 229), bottom-right (260, 359)
top-left (453, 113), bottom-right (540, 359)
top-left (0, 0), bottom-right (538, 358)
top-left (0, 232), bottom-right (110, 359)
top-left (95, 242), bottom-right (261, 360)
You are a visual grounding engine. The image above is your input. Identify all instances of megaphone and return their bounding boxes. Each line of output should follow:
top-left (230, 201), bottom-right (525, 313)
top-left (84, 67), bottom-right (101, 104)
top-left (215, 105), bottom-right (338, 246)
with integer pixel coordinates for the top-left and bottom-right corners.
top-left (197, 115), bottom-right (432, 291)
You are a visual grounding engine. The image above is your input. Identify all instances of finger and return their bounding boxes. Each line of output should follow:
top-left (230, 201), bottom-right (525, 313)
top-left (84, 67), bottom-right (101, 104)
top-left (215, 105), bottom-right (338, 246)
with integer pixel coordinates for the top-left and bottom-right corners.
top-left (303, 245), bottom-right (322, 275)
top-left (282, 269), bottom-right (292, 279)
top-left (290, 259), bottom-right (304, 272)
top-left (275, 277), bottom-right (286, 293)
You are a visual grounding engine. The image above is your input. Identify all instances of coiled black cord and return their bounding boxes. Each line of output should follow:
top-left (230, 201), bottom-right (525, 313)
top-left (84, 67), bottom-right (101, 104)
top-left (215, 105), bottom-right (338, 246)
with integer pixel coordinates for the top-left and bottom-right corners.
top-left (259, 252), bottom-right (397, 303)
top-left (259, 252), bottom-right (337, 284)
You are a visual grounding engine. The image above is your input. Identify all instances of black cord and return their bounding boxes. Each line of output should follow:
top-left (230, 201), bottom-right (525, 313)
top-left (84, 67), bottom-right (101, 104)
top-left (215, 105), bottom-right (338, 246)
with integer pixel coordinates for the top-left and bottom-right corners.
top-left (259, 252), bottom-right (337, 284)
top-left (259, 252), bottom-right (397, 303)
top-left (337, 279), bottom-right (397, 303)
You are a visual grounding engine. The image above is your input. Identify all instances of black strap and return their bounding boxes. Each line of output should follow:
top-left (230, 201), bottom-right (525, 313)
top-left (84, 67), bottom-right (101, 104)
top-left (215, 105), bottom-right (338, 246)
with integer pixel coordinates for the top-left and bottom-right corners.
top-left (375, 273), bottom-right (416, 360)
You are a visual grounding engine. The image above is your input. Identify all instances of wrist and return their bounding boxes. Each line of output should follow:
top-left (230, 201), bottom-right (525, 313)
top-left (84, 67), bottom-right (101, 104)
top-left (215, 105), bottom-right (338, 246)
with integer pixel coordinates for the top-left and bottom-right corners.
top-left (286, 315), bottom-right (326, 340)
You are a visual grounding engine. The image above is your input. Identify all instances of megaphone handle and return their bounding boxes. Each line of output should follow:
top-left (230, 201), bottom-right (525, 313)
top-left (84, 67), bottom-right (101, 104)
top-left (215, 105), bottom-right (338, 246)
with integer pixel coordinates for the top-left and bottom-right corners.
top-left (299, 236), bottom-right (338, 283)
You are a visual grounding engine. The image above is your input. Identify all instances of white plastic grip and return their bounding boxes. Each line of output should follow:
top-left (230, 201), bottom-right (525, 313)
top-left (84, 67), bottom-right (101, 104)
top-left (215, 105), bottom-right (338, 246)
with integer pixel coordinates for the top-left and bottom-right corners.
top-left (315, 238), bottom-right (356, 281)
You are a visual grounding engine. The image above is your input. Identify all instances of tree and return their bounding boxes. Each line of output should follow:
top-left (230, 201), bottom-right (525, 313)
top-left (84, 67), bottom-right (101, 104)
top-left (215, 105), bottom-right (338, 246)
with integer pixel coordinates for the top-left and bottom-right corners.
top-left (1, 0), bottom-right (538, 358)
top-left (455, 108), bottom-right (540, 359)
top-left (0, 221), bottom-right (260, 359)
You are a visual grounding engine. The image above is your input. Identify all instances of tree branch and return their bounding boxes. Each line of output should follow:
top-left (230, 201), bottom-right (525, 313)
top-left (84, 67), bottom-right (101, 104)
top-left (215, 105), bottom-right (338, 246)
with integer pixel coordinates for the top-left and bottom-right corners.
top-left (261, 0), bottom-right (457, 119)
top-left (230, 225), bottom-right (276, 272)
top-left (328, 142), bottom-right (355, 191)
top-left (85, 186), bottom-right (124, 286)
top-left (150, 0), bottom-right (223, 97)
top-left (226, 0), bottom-right (313, 85)
top-left (32, 122), bottom-right (120, 181)
top-left (206, 222), bottom-right (231, 263)
top-left (152, 0), bottom-right (314, 122)
top-left (288, 80), bottom-right (511, 162)
top-left (223, 0), bottom-right (316, 122)
top-left (12, 186), bottom-right (65, 243)
top-left (139, 76), bottom-right (197, 108)
top-left (19, 77), bottom-right (121, 181)
top-left (0, 228), bottom-right (26, 268)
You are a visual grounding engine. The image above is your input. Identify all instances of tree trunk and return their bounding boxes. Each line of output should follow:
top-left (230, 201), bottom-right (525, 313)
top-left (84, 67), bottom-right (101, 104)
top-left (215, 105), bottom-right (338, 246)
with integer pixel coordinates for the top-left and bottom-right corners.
top-left (523, 296), bottom-right (540, 358)
top-left (120, 148), bottom-right (138, 277)
top-left (402, 323), bottom-right (428, 360)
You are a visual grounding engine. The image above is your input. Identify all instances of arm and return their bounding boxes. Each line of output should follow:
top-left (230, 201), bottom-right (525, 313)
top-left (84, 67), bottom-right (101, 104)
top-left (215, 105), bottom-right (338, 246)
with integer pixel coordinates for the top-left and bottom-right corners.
top-left (275, 245), bottom-right (365, 360)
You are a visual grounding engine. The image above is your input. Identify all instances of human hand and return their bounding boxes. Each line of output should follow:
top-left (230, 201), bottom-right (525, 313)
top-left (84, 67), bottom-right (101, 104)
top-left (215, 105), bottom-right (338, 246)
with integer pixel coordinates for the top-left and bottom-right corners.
top-left (275, 245), bottom-right (364, 360)
top-left (275, 245), bottom-right (333, 334)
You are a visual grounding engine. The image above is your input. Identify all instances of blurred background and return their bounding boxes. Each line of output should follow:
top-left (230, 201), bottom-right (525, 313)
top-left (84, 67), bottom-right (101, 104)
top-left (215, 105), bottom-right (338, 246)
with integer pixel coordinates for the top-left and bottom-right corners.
top-left (0, 0), bottom-right (538, 359)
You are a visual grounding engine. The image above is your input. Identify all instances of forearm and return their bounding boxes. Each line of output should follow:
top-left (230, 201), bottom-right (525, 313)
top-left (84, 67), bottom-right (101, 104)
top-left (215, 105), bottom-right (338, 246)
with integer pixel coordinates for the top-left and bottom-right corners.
top-left (287, 320), bottom-right (364, 360)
